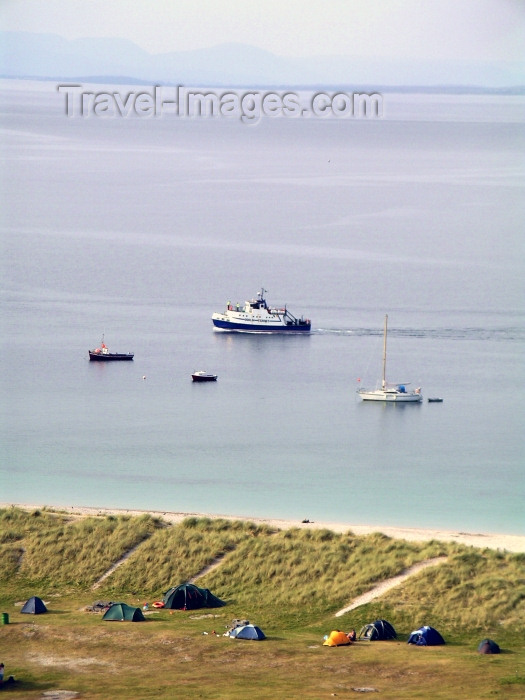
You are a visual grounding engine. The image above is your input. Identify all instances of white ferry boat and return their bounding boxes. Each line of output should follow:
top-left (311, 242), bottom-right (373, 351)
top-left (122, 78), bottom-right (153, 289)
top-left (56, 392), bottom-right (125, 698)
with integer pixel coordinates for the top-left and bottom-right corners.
top-left (212, 288), bottom-right (311, 333)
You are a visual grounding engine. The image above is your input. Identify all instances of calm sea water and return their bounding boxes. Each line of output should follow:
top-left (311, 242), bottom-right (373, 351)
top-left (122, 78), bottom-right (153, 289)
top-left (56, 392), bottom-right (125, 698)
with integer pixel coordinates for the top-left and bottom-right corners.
top-left (1, 82), bottom-right (524, 534)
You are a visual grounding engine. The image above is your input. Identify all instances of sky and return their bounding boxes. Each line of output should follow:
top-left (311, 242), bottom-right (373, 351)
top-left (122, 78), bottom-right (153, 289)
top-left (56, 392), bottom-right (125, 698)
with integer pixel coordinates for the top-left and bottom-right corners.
top-left (1, 0), bottom-right (524, 62)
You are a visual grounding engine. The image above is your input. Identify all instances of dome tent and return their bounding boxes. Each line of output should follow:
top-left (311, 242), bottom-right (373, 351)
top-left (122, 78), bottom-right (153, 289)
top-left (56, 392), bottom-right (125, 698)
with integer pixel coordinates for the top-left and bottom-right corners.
top-left (358, 619), bottom-right (397, 641)
top-left (229, 624), bottom-right (266, 640)
top-left (21, 596), bottom-right (47, 614)
top-left (102, 603), bottom-right (145, 622)
top-left (163, 583), bottom-right (225, 610)
top-left (323, 630), bottom-right (351, 647)
top-left (478, 639), bottom-right (500, 654)
top-left (407, 625), bottom-right (445, 646)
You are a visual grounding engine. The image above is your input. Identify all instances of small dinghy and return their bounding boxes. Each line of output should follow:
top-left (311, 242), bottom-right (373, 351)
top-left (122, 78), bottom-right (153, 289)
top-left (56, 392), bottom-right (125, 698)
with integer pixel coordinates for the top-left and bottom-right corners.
top-left (192, 371), bottom-right (218, 382)
top-left (428, 397), bottom-right (443, 403)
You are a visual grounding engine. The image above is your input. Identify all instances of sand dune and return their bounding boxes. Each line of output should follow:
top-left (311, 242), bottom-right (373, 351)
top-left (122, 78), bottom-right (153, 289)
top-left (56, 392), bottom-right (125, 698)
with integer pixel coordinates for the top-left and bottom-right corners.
top-left (3, 503), bottom-right (524, 553)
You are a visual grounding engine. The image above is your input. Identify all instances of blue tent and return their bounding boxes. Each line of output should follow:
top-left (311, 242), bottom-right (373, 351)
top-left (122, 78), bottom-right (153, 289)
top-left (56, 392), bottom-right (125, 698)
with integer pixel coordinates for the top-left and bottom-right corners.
top-left (359, 619), bottom-right (397, 641)
top-left (478, 639), bottom-right (500, 654)
top-left (407, 625), bottom-right (445, 646)
top-left (229, 624), bottom-right (266, 640)
top-left (21, 596), bottom-right (47, 614)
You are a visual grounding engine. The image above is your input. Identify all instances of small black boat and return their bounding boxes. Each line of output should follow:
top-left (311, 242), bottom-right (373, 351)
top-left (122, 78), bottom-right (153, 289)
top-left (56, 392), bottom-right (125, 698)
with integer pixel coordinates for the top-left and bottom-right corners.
top-left (89, 337), bottom-right (133, 362)
top-left (427, 397), bottom-right (443, 403)
top-left (192, 371), bottom-right (217, 382)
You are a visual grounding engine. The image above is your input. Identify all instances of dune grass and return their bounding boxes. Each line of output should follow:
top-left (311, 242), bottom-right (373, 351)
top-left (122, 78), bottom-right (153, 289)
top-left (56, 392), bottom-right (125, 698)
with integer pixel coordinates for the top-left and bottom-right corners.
top-left (199, 528), bottom-right (450, 626)
top-left (103, 517), bottom-right (273, 596)
top-left (0, 507), bottom-right (64, 582)
top-left (0, 506), bottom-right (163, 590)
top-left (0, 506), bottom-right (523, 699)
top-left (378, 548), bottom-right (525, 637)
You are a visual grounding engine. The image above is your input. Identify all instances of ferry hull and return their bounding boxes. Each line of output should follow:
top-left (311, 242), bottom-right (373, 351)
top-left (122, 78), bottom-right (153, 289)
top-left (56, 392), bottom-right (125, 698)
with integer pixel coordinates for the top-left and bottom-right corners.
top-left (212, 318), bottom-right (311, 333)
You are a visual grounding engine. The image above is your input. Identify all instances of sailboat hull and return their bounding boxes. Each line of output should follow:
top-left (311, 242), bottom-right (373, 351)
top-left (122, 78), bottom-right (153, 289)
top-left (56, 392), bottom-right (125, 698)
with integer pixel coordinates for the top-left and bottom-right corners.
top-left (358, 390), bottom-right (422, 402)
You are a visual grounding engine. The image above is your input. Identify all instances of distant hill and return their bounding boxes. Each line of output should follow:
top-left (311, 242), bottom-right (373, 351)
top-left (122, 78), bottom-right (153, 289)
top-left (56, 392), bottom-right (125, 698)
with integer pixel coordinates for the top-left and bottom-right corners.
top-left (1, 31), bottom-right (524, 89)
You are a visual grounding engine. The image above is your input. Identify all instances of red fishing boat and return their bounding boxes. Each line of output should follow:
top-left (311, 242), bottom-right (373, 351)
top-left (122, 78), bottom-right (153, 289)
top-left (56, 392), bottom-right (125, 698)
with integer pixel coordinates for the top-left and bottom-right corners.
top-left (89, 336), bottom-right (134, 362)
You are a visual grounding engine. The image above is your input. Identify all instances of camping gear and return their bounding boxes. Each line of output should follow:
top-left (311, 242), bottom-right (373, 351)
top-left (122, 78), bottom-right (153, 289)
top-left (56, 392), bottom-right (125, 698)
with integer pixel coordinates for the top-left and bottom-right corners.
top-left (478, 638), bottom-right (500, 654)
top-left (229, 624), bottom-right (266, 640)
top-left (102, 602), bottom-right (145, 622)
top-left (226, 619), bottom-right (250, 635)
top-left (1, 613), bottom-right (9, 624)
top-left (358, 619), bottom-right (397, 641)
top-left (407, 625), bottom-right (445, 646)
top-left (231, 618), bottom-right (250, 628)
top-left (163, 583), bottom-right (225, 610)
top-left (21, 596), bottom-right (47, 614)
top-left (323, 630), bottom-right (351, 647)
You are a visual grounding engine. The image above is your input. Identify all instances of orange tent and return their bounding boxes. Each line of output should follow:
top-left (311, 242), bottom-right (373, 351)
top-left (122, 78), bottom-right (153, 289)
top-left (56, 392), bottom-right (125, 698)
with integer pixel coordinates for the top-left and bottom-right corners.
top-left (323, 630), bottom-right (351, 647)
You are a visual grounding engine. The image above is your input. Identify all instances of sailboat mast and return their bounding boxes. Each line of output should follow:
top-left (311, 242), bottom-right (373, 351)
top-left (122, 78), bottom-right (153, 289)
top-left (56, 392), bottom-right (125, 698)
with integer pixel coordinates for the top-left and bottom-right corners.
top-left (382, 314), bottom-right (388, 389)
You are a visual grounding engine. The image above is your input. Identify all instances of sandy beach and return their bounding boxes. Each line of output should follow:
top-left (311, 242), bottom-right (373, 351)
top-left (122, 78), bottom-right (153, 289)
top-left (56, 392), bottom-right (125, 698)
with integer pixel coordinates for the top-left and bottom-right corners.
top-left (3, 502), bottom-right (524, 553)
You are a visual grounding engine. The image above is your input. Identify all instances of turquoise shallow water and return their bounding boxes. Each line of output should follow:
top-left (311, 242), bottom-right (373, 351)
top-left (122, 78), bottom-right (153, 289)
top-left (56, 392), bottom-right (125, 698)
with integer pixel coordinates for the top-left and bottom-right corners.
top-left (1, 84), bottom-right (524, 534)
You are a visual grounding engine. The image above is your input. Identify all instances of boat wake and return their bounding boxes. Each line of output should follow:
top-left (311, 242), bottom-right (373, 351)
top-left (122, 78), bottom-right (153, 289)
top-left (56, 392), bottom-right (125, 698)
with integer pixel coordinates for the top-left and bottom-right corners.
top-left (314, 327), bottom-right (524, 341)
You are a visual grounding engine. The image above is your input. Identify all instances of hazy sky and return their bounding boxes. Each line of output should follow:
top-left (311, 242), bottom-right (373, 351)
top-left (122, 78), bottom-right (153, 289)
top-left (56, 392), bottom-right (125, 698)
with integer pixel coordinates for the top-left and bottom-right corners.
top-left (2, 0), bottom-right (524, 61)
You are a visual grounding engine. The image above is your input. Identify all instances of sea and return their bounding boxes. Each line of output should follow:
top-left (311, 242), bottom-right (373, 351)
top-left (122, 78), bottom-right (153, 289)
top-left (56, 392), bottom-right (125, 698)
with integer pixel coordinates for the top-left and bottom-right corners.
top-left (1, 81), bottom-right (524, 535)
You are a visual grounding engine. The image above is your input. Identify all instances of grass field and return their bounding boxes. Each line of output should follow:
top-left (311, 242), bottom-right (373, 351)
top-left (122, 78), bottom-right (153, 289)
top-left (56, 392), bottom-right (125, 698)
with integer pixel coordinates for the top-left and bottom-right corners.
top-left (0, 507), bottom-right (523, 698)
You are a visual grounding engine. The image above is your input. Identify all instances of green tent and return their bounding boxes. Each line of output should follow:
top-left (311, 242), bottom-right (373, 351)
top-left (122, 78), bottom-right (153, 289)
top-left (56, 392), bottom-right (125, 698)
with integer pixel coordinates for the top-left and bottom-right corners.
top-left (102, 602), bottom-right (145, 622)
top-left (163, 583), bottom-right (225, 610)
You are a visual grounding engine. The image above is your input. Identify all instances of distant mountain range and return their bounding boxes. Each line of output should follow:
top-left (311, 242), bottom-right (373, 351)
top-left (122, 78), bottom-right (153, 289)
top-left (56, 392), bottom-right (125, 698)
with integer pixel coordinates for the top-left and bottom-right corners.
top-left (1, 31), bottom-right (523, 90)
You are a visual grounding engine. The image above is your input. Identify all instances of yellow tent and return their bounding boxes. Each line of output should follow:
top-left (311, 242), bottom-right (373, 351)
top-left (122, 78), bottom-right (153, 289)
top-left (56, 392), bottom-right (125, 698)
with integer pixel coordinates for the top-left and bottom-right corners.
top-left (323, 630), bottom-right (351, 647)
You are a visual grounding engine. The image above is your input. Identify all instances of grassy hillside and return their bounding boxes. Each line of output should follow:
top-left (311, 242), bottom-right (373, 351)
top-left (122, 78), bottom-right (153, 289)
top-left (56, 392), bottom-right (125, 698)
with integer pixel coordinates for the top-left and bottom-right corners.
top-left (0, 506), bottom-right (523, 699)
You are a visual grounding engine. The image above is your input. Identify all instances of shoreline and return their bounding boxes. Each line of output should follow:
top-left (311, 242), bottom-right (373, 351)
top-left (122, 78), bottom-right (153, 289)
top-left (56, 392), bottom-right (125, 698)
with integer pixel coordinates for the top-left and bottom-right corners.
top-left (3, 502), bottom-right (524, 553)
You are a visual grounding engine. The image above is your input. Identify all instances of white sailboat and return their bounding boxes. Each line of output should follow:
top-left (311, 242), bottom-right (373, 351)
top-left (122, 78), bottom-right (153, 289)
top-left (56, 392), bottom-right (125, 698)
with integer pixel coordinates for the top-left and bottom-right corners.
top-left (357, 315), bottom-right (422, 402)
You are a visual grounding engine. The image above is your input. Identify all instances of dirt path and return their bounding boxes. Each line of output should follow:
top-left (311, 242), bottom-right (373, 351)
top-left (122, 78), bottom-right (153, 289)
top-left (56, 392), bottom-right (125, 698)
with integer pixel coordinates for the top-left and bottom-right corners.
top-left (188, 553), bottom-right (228, 583)
top-left (335, 556), bottom-right (447, 617)
top-left (92, 540), bottom-right (149, 589)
